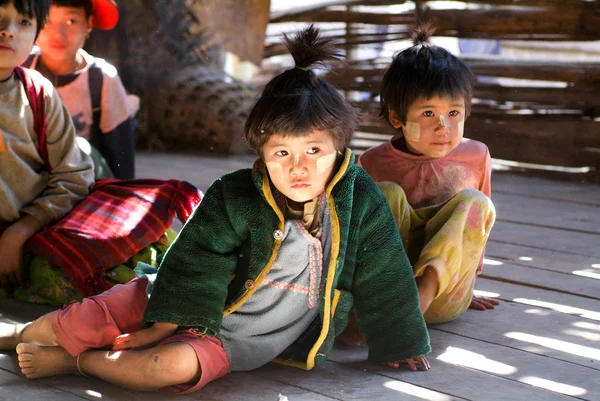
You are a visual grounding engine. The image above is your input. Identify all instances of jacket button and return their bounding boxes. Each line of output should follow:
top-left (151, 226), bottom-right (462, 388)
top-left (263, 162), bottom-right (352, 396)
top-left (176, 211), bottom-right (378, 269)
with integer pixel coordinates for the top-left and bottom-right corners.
top-left (245, 279), bottom-right (256, 290)
top-left (273, 229), bottom-right (284, 240)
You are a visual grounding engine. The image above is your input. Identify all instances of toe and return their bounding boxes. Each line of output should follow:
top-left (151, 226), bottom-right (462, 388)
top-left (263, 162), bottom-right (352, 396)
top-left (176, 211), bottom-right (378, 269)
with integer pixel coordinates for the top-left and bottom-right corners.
top-left (16, 343), bottom-right (37, 355)
top-left (21, 367), bottom-right (37, 378)
top-left (19, 359), bottom-right (34, 368)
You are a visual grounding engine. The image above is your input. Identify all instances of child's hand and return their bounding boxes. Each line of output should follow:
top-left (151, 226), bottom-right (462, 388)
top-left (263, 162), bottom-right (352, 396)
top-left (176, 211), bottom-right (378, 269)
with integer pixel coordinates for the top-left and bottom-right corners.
top-left (469, 296), bottom-right (499, 311)
top-left (112, 322), bottom-right (178, 350)
top-left (387, 355), bottom-right (430, 371)
top-left (0, 232), bottom-right (25, 289)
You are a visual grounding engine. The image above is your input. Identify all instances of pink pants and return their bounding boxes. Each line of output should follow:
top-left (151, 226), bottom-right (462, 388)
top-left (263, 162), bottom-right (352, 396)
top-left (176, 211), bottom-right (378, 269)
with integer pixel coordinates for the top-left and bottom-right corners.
top-left (51, 277), bottom-right (229, 394)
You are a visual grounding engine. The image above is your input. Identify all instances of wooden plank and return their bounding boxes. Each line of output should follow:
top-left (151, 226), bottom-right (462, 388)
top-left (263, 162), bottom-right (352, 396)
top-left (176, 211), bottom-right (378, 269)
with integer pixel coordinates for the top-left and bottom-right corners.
top-left (475, 277), bottom-right (600, 321)
top-left (253, 360), bottom-right (469, 401)
top-left (480, 258), bottom-right (600, 300)
top-left (492, 192), bottom-right (600, 234)
top-left (48, 376), bottom-right (198, 401)
top-left (324, 58), bottom-right (600, 88)
top-left (473, 83), bottom-right (600, 109)
top-left (486, 241), bottom-right (600, 276)
top-left (425, 331), bottom-right (600, 400)
top-left (135, 152), bottom-right (254, 192)
top-left (491, 172), bottom-right (600, 206)
top-left (327, 343), bottom-right (579, 401)
top-left (432, 296), bottom-right (600, 369)
top-left (424, 7), bottom-right (600, 41)
top-left (196, 372), bottom-right (340, 401)
top-left (271, 3), bottom-right (600, 41)
top-left (490, 220), bottom-right (600, 258)
top-left (0, 369), bottom-right (86, 401)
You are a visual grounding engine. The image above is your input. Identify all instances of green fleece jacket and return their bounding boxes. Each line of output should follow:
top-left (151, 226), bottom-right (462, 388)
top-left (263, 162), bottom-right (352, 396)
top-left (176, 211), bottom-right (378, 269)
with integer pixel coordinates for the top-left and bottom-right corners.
top-left (144, 150), bottom-right (430, 369)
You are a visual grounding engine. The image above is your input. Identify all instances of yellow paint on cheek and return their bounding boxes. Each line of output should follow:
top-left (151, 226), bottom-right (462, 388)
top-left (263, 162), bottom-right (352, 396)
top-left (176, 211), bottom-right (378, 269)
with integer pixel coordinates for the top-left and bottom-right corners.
top-left (458, 120), bottom-right (465, 136)
top-left (316, 151), bottom-right (337, 174)
top-left (404, 122), bottom-right (421, 142)
top-left (265, 161), bottom-right (284, 180)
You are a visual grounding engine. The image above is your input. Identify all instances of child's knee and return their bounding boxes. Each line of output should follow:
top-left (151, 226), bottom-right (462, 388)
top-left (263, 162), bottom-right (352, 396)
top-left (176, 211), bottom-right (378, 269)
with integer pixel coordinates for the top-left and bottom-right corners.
top-left (454, 189), bottom-right (495, 223)
top-left (145, 343), bottom-right (200, 386)
top-left (454, 188), bottom-right (487, 205)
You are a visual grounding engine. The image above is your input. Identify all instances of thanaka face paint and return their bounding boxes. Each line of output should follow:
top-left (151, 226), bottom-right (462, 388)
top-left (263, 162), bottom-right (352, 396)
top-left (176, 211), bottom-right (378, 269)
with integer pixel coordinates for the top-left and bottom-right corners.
top-left (316, 151), bottom-right (337, 174)
top-left (403, 122), bottom-right (421, 142)
top-left (400, 96), bottom-right (467, 158)
top-left (262, 131), bottom-right (339, 203)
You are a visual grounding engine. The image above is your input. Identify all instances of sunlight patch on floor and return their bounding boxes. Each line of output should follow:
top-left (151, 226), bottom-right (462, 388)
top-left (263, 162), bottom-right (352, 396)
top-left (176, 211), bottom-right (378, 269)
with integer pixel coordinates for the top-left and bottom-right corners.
top-left (572, 270), bottom-right (600, 280)
top-left (563, 329), bottom-right (600, 342)
top-left (572, 321), bottom-right (600, 332)
top-left (483, 258), bottom-right (504, 266)
top-left (512, 298), bottom-right (600, 321)
top-left (473, 290), bottom-right (500, 298)
top-left (383, 381), bottom-right (454, 401)
top-left (520, 376), bottom-right (587, 396)
top-left (437, 347), bottom-right (517, 375)
top-left (85, 389), bottom-right (103, 398)
top-left (504, 332), bottom-right (600, 360)
top-left (523, 308), bottom-right (550, 316)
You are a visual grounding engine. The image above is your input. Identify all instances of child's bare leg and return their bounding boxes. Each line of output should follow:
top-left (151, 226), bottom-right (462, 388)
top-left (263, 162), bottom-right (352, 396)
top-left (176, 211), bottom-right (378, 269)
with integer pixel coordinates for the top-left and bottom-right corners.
top-left (17, 342), bottom-right (201, 391)
top-left (0, 312), bottom-right (58, 350)
top-left (416, 266), bottom-right (439, 314)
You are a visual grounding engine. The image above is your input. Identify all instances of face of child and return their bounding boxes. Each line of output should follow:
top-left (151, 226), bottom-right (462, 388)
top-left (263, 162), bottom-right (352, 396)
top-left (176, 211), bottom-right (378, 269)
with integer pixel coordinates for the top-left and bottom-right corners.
top-left (0, 2), bottom-right (37, 81)
top-left (35, 6), bottom-right (92, 68)
top-left (390, 96), bottom-right (466, 158)
top-left (262, 130), bottom-right (339, 204)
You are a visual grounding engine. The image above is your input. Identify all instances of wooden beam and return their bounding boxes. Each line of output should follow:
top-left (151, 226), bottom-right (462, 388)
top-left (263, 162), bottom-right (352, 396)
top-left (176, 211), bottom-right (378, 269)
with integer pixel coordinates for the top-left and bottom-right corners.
top-left (271, 3), bottom-right (600, 41)
top-left (424, 7), bottom-right (600, 41)
top-left (321, 58), bottom-right (600, 87)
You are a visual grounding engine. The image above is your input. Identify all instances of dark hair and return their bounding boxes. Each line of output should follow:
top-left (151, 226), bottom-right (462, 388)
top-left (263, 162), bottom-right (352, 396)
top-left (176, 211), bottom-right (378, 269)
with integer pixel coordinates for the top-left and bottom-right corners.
top-left (1, 0), bottom-right (51, 37)
top-left (380, 23), bottom-right (475, 125)
top-left (244, 24), bottom-right (359, 155)
top-left (52, 0), bottom-right (93, 18)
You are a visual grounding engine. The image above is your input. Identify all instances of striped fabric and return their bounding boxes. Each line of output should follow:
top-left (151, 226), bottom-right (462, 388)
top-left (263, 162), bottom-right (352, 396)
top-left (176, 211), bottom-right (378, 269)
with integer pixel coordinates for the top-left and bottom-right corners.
top-left (2, 178), bottom-right (202, 296)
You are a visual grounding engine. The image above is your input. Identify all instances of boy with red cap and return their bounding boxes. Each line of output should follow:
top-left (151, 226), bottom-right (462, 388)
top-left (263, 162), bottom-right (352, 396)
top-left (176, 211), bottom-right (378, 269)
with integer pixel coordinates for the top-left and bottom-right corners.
top-left (25, 0), bottom-right (137, 180)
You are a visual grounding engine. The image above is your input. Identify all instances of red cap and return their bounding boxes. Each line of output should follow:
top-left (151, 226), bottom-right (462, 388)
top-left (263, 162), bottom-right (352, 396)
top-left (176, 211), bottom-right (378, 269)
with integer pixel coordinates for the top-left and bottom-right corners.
top-left (92, 0), bottom-right (119, 30)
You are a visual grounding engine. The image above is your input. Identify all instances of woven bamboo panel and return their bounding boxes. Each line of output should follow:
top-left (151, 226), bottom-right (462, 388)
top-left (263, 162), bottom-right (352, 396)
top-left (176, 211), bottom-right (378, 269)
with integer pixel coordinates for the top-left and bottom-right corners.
top-left (149, 66), bottom-right (256, 154)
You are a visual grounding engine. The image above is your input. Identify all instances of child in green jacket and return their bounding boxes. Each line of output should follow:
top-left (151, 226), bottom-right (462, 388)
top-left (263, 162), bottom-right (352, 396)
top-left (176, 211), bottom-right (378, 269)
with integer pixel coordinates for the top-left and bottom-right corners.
top-left (1, 25), bottom-right (430, 394)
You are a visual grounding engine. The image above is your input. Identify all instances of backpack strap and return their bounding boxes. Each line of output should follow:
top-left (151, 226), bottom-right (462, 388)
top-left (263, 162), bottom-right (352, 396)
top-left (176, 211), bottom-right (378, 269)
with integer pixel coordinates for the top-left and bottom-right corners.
top-left (88, 58), bottom-right (104, 147)
top-left (13, 66), bottom-right (51, 172)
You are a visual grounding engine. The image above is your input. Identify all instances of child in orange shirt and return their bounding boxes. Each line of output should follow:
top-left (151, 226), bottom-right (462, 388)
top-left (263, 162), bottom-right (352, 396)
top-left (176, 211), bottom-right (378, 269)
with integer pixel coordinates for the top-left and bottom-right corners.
top-left (358, 25), bottom-right (498, 324)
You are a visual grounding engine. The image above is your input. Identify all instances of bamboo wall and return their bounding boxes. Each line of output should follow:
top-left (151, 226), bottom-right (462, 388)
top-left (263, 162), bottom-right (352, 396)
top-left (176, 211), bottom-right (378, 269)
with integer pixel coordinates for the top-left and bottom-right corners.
top-left (264, 0), bottom-right (600, 180)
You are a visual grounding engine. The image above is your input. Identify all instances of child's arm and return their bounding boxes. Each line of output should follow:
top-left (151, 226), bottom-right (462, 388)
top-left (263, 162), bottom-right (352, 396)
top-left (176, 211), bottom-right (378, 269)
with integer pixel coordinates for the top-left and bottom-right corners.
top-left (20, 83), bottom-right (94, 228)
top-left (112, 322), bottom-right (178, 350)
top-left (350, 177), bottom-right (431, 366)
top-left (0, 215), bottom-right (45, 287)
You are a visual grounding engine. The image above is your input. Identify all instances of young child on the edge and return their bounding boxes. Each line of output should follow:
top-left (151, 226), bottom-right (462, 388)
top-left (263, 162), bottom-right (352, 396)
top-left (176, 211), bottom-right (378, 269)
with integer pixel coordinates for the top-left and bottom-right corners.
top-left (358, 24), bottom-right (498, 325)
top-left (0, 0), bottom-right (94, 289)
top-left (1, 0), bottom-right (198, 307)
top-left (26, 0), bottom-right (136, 180)
top-left (0, 25), bottom-right (430, 394)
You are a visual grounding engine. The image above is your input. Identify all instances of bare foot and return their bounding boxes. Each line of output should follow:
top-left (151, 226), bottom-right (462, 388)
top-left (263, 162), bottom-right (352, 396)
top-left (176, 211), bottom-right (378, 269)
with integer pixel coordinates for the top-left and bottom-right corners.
top-left (0, 322), bottom-right (30, 350)
top-left (16, 343), bottom-right (77, 379)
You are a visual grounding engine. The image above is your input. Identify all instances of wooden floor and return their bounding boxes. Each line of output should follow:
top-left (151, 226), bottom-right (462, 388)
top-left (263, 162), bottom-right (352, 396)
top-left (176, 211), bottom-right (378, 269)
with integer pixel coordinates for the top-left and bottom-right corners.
top-left (1, 152), bottom-right (599, 401)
